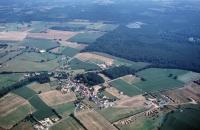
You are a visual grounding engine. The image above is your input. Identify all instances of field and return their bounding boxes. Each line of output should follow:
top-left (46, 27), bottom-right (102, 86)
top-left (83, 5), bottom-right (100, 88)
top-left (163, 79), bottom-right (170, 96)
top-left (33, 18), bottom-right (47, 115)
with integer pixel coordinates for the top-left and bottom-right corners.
top-left (75, 52), bottom-right (114, 66)
top-left (120, 75), bottom-right (141, 85)
top-left (0, 31), bottom-right (27, 41)
top-left (69, 31), bottom-right (105, 44)
top-left (28, 29), bottom-right (78, 41)
top-left (161, 105), bottom-right (200, 130)
top-left (110, 79), bottom-right (143, 96)
top-left (69, 58), bottom-right (100, 71)
top-left (13, 87), bottom-right (55, 120)
top-left (75, 110), bottom-right (117, 130)
top-left (0, 93), bottom-right (35, 129)
top-left (27, 82), bottom-right (52, 93)
top-left (0, 73), bottom-right (23, 89)
top-left (134, 68), bottom-right (187, 93)
top-left (50, 116), bottom-right (85, 130)
top-left (97, 107), bottom-right (145, 123)
top-left (22, 38), bottom-right (59, 50)
top-left (58, 41), bottom-right (87, 49)
top-left (0, 52), bottom-right (59, 72)
top-left (52, 102), bottom-right (75, 117)
top-left (11, 121), bottom-right (34, 130)
top-left (39, 90), bottom-right (76, 106)
top-left (62, 47), bottom-right (80, 57)
top-left (178, 71), bottom-right (200, 83)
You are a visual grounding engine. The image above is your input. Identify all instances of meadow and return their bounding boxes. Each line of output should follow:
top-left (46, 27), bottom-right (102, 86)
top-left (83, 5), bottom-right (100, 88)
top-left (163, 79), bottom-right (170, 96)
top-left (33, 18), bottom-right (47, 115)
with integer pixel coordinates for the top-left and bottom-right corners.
top-left (62, 47), bottom-right (80, 57)
top-left (0, 73), bottom-right (23, 89)
top-left (52, 102), bottom-right (75, 117)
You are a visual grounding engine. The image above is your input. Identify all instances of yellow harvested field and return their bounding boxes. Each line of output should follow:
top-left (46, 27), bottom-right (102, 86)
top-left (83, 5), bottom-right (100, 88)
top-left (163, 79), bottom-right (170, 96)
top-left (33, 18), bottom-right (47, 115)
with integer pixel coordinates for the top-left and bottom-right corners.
top-left (0, 93), bottom-right (29, 116)
top-left (76, 110), bottom-right (117, 130)
top-left (27, 29), bottom-right (78, 40)
top-left (39, 90), bottom-right (76, 106)
top-left (75, 52), bottom-right (114, 66)
top-left (0, 31), bottom-right (27, 41)
top-left (59, 41), bottom-right (87, 49)
top-left (114, 95), bottom-right (146, 108)
top-left (28, 82), bottom-right (51, 93)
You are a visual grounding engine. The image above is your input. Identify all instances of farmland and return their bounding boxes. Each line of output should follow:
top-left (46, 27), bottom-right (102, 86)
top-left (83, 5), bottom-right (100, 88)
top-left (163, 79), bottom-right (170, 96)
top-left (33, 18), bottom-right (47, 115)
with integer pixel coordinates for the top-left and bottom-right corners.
top-left (0, 73), bottom-right (23, 89)
top-left (110, 79), bottom-right (142, 96)
top-left (0, 31), bottom-right (27, 41)
top-left (62, 47), bottom-right (80, 57)
top-left (27, 82), bottom-right (52, 93)
top-left (52, 102), bottom-right (75, 117)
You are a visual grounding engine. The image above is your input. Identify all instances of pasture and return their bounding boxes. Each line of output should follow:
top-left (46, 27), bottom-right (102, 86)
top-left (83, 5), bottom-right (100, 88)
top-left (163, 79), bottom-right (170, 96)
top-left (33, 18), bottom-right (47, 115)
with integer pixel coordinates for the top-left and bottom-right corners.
top-left (0, 73), bottom-right (23, 89)
top-left (69, 58), bottom-right (100, 71)
top-left (22, 38), bottom-right (59, 50)
top-left (69, 31), bottom-right (105, 44)
top-left (134, 68), bottom-right (187, 93)
top-left (110, 79), bottom-right (142, 96)
top-left (50, 116), bottom-right (85, 130)
top-left (75, 110), bottom-right (117, 130)
top-left (62, 47), bottom-right (80, 57)
top-left (52, 102), bottom-right (75, 117)
top-left (178, 71), bottom-right (200, 83)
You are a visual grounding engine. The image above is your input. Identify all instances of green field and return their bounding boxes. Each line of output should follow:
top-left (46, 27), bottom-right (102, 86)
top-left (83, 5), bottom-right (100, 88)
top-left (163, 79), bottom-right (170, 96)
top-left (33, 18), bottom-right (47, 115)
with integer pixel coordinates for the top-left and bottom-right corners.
top-left (178, 71), bottom-right (200, 83)
top-left (134, 68), bottom-right (187, 93)
top-left (86, 23), bottom-right (118, 32)
top-left (0, 53), bottom-right (59, 72)
top-left (13, 86), bottom-right (55, 120)
top-left (52, 102), bottom-right (75, 117)
top-left (0, 73), bottom-right (23, 89)
top-left (69, 31), bottom-right (105, 44)
top-left (0, 104), bottom-right (34, 129)
top-left (50, 116), bottom-right (85, 130)
top-left (11, 121), bottom-right (34, 130)
top-left (110, 79), bottom-right (142, 96)
top-left (69, 58), bottom-right (100, 71)
top-left (97, 107), bottom-right (145, 123)
top-left (161, 105), bottom-right (200, 130)
top-left (22, 39), bottom-right (59, 50)
top-left (62, 47), bottom-right (80, 57)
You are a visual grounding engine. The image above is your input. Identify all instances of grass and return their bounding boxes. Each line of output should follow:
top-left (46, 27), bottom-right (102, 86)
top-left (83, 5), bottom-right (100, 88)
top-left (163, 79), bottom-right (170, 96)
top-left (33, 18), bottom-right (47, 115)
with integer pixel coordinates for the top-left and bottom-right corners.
top-left (69, 58), bottom-right (100, 71)
top-left (50, 116), bottom-right (85, 130)
top-left (110, 79), bottom-right (142, 96)
top-left (97, 107), bottom-right (145, 123)
top-left (0, 73), bottom-right (23, 89)
top-left (178, 71), bottom-right (200, 83)
top-left (13, 86), bottom-right (55, 120)
top-left (69, 31), bottom-right (105, 44)
top-left (134, 68), bottom-right (187, 93)
top-left (22, 38), bottom-right (59, 50)
top-left (28, 82), bottom-right (52, 93)
top-left (62, 47), bottom-right (80, 57)
top-left (161, 105), bottom-right (200, 130)
top-left (0, 104), bottom-right (33, 129)
top-left (52, 102), bottom-right (75, 117)
top-left (0, 53), bottom-right (59, 72)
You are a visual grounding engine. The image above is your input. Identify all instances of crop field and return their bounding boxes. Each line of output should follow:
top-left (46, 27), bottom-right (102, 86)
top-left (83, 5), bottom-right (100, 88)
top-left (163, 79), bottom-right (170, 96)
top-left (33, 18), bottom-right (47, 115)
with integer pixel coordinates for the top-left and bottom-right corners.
top-left (0, 53), bottom-right (59, 72)
top-left (69, 31), bottom-right (105, 44)
top-left (11, 121), bottom-right (34, 130)
top-left (97, 107), bottom-right (145, 123)
top-left (27, 82), bottom-right (52, 93)
top-left (52, 102), bottom-right (75, 117)
top-left (62, 47), bottom-right (80, 57)
top-left (0, 73), bottom-right (23, 89)
top-left (161, 105), bottom-right (200, 130)
top-left (39, 90), bottom-right (76, 106)
top-left (22, 38), bottom-right (59, 50)
top-left (178, 71), bottom-right (200, 83)
top-left (0, 49), bottom-right (23, 64)
top-left (69, 58), bottom-right (100, 71)
top-left (13, 87), bottom-right (55, 120)
top-left (75, 110), bottom-right (117, 130)
top-left (120, 75), bottom-right (141, 85)
top-left (86, 23), bottom-right (118, 32)
top-left (50, 116), bottom-right (85, 130)
top-left (28, 30), bottom-right (78, 41)
top-left (0, 31), bottom-right (27, 41)
top-left (75, 52), bottom-right (114, 66)
top-left (110, 79), bottom-right (143, 96)
top-left (134, 68), bottom-right (187, 93)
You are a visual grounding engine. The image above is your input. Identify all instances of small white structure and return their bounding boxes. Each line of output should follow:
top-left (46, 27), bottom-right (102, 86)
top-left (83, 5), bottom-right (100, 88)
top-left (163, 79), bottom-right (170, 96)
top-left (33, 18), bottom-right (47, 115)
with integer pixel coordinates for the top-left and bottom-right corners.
top-left (39, 49), bottom-right (46, 53)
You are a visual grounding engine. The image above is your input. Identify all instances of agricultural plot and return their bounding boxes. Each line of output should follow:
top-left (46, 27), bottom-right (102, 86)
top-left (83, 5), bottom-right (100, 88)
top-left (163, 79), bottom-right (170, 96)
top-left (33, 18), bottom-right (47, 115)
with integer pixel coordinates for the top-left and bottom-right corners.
top-left (110, 79), bottom-right (142, 97)
top-left (62, 47), bottom-right (80, 57)
top-left (52, 102), bottom-right (75, 117)
top-left (97, 107), bottom-right (145, 123)
top-left (39, 90), bottom-right (76, 106)
top-left (178, 71), bottom-right (200, 83)
top-left (120, 75), bottom-right (141, 85)
top-left (13, 87), bottom-right (55, 120)
top-left (75, 110), bottom-right (117, 130)
top-left (0, 31), bottom-right (27, 41)
top-left (0, 93), bottom-right (35, 129)
top-left (69, 31), bottom-right (105, 44)
top-left (50, 116), bottom-right (85, 130)
top-left (11, 121), bottom-right (34, 130)
top-left (27, 82), bottom-right (52, 93)
top-left (0, 50), bottom-right (23, 64)
top-left (0, 73), bottom-right (23, 90)
top-left (134, 68), bottom-right (187, 93)
top-left (86, 22), bottom-right (118, 32)
top-left (69, 58), bottom-right (100, 71)
top-left (0, 53), bottom-right (59, 72)
top-left (22, 38), bottom-right (59, 50)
